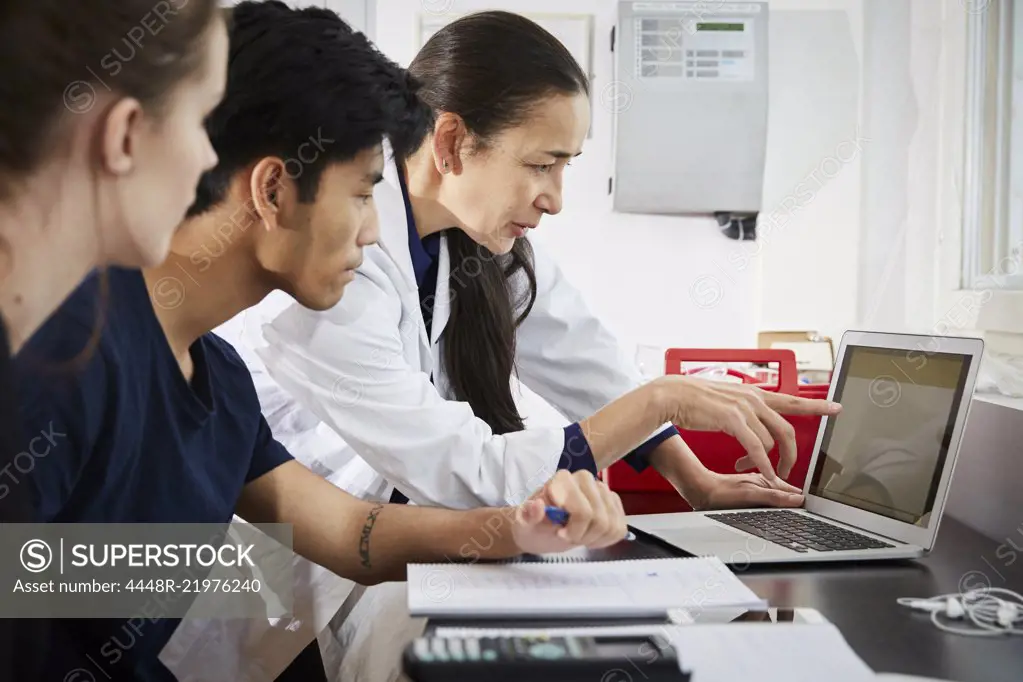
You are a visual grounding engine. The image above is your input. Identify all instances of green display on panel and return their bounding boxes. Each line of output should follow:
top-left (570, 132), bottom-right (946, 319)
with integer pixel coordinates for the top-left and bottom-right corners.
top-left (696, 22), bottom-right (744, 31)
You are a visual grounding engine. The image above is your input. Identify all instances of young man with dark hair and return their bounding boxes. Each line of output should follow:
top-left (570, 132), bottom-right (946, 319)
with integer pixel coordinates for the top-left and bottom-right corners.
top-left (14, 3), bottom-right (627, 680)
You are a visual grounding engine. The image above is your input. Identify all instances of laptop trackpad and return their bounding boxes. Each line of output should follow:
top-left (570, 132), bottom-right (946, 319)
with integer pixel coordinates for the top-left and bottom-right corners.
top-left (658, 525), bottom-right (759, 555)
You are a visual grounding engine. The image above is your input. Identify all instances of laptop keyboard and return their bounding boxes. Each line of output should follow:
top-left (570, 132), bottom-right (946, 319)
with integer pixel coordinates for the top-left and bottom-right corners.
top-left (706, 510), bottom-right (896, 553)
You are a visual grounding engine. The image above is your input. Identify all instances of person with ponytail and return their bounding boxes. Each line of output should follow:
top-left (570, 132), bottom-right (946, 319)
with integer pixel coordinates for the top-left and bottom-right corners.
top-left (0, 1), bottom-right (227, 679)
top-left (247, 10), bottom-right (842, 513)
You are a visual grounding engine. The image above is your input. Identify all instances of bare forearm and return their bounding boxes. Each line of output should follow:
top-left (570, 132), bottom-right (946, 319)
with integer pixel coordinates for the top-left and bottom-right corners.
top-left (237, 461), bottom-right (523, 586)
top-left (578, 381), bottom-right (674, 470)
top-left (309, 500), bottom-right (520, 585)
top-left (647, 434), bottom-right (703, 479)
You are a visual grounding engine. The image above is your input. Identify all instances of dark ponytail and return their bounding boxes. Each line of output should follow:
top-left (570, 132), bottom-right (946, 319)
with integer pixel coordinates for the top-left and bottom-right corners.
top-left (442, 231), bottom-right (537, 434)
top-left (406, 11), bottom-right (589, 435)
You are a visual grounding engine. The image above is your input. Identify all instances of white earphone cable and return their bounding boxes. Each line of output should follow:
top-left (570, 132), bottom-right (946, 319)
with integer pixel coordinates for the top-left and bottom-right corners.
top-left (897, 588), bottom-right (1023, 637)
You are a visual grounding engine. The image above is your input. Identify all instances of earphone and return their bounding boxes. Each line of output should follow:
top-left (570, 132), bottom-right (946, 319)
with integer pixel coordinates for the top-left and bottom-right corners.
top-left (897, 588), bottom-right (1023, 636)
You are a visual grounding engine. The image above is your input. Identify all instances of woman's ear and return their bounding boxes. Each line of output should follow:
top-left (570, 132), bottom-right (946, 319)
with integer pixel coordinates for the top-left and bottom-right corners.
top-left (250, 158), bottom-right (286, 231)
top-left (99, 98), bottom-right (144, 176)
top-left (432, 112), bottom-right (467, 175)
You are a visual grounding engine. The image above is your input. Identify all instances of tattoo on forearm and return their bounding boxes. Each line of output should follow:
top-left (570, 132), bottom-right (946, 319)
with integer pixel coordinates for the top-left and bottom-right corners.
top-left (359, 504), bottom-right (385, 569)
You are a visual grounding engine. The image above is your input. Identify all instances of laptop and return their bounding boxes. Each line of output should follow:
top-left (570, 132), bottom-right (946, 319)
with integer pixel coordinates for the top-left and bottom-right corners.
top-left (628, 330), bottom-right (985, 564)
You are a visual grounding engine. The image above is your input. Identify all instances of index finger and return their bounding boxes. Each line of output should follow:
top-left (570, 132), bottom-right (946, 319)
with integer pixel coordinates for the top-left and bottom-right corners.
top-left (726, 413), bottom-right (777, 482)
top-left (768, 476), bottom-right (803, 495)
top-left (761, 391), bottom-right (842, 417)
top-left (572, 472), bottom-right (612, 546)
top-left (556, 478), bottom-right (596, 544)
top-left (752, 401), bottom-right (797, 478)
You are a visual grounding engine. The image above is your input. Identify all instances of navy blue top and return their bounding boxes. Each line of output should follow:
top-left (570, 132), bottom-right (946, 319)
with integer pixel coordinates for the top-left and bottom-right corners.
top-left (13, 268), bottom-right (293, 681)
top-left (0, 319), bottom-right (48, 681)
top-left (396, 167), bottom-right (677, 477)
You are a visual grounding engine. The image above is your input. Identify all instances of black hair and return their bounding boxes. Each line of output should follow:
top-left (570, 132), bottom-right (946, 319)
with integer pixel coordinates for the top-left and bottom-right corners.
top-left (0, 0), bottom-right (220, 200)
top-left (186, 0), bottom-right (430, 216)
top-left (406, 11), bottom-right (590, 435)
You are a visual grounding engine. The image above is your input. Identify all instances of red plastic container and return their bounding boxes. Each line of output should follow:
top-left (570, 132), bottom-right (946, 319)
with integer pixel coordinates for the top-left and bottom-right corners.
top-left (604, 349), bottom-right (830, 512)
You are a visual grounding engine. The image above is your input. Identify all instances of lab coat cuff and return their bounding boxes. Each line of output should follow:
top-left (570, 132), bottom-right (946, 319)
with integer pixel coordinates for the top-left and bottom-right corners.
top-left (623, 425), bottom-right (680, 473)
top-left (559, 423), bottom-right (598, 476)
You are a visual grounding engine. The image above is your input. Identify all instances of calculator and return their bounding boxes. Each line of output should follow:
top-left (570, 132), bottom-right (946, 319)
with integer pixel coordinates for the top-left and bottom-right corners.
top-left (401, 634), bottom-right (690, 682)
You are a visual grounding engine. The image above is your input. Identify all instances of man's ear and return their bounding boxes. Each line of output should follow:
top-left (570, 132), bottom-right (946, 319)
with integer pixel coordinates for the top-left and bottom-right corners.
top-left (100, 98), bottom-right (144, 175)
top-left (432, 112), bottom-right (468, 175)
top-left (250, 157), bottom-right (287, 231)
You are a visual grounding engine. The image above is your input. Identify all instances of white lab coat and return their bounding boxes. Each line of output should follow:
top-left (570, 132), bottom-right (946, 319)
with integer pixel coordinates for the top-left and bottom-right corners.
top-left (233, 151), bottom-right (667, 509)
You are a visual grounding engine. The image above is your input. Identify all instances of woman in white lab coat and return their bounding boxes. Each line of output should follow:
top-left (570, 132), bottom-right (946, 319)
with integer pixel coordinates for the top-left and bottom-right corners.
top-left (249, 10), bottom-right (840, 510)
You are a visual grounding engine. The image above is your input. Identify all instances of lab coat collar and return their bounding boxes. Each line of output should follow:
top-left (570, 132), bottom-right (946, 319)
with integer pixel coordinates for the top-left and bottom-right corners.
top-left (379, 146), bottom-right (418, 294)
top-left (432, 231), bottom-right (451, 346)
top-left (379, 142), bottom-right (452, 347)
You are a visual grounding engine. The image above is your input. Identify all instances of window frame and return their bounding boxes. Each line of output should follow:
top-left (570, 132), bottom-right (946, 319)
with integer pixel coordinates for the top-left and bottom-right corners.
top-left (940, 0), bottom-right (1023, 338)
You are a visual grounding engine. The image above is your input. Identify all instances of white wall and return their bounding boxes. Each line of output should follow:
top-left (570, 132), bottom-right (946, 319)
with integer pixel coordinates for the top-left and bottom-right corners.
top-left (857, 0), bottom-right (1018, 354)
top-left (260, 1), bottom-right (976, 361)
top-left (856, 0), bottom-right (953, 338)
top-left (224, 1), bottom-right (373, 31)
top-left (298, 0), bottom-right (372, 30)
top-left (371, 0), bottom-right (866, 360)
top-left (749, 0), bottom-right (864, 350)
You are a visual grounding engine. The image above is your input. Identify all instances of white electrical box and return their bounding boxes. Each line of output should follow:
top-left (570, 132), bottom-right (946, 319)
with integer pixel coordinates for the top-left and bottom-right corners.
top-left (611, 1), bottom-right (769, 214)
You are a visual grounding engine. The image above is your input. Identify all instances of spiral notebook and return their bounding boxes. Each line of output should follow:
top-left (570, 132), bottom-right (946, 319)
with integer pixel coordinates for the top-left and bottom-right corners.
top-left (407, 556), bottom-right (766, 618)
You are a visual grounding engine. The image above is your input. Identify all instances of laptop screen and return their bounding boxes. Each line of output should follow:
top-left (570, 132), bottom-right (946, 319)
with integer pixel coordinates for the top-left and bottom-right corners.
top-left (807, 345), bottom-right (972, 527)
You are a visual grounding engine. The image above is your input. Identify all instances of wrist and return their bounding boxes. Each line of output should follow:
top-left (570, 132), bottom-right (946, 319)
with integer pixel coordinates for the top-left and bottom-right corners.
top-left (469, 508), bottom-right (521, 560)
top-left (647, 436), bottom-right (714, 508)
top-left (675, 468), bottom-right (715, 510)
top-left (649, 377), bottom-right (679, 425)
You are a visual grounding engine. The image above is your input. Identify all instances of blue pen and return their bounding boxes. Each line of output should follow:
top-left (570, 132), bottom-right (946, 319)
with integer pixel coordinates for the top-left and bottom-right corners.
top-left (544, 505), bottom-right (570, 525)
top-left (544, 506), bottom-right (636, 541)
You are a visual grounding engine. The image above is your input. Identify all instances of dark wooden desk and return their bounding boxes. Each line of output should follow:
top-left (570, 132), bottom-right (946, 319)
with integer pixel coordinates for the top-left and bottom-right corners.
top-left (720, 516), bottom-right (1023, 682)
top-left (423, 516), bottom-right (1023, 682)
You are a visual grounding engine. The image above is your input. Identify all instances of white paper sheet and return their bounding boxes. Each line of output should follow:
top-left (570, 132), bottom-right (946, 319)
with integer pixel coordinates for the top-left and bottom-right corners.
top-left (407, 557), bottom-right (766, 618)
top-left (424, 622), bottom-right (877, 682)
top-left (669, 623), bottom-right (876, 682)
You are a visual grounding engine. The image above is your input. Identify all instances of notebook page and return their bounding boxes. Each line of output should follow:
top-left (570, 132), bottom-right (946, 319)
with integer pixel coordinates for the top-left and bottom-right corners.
top-left (407, 557), bottom-right (764, 618)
